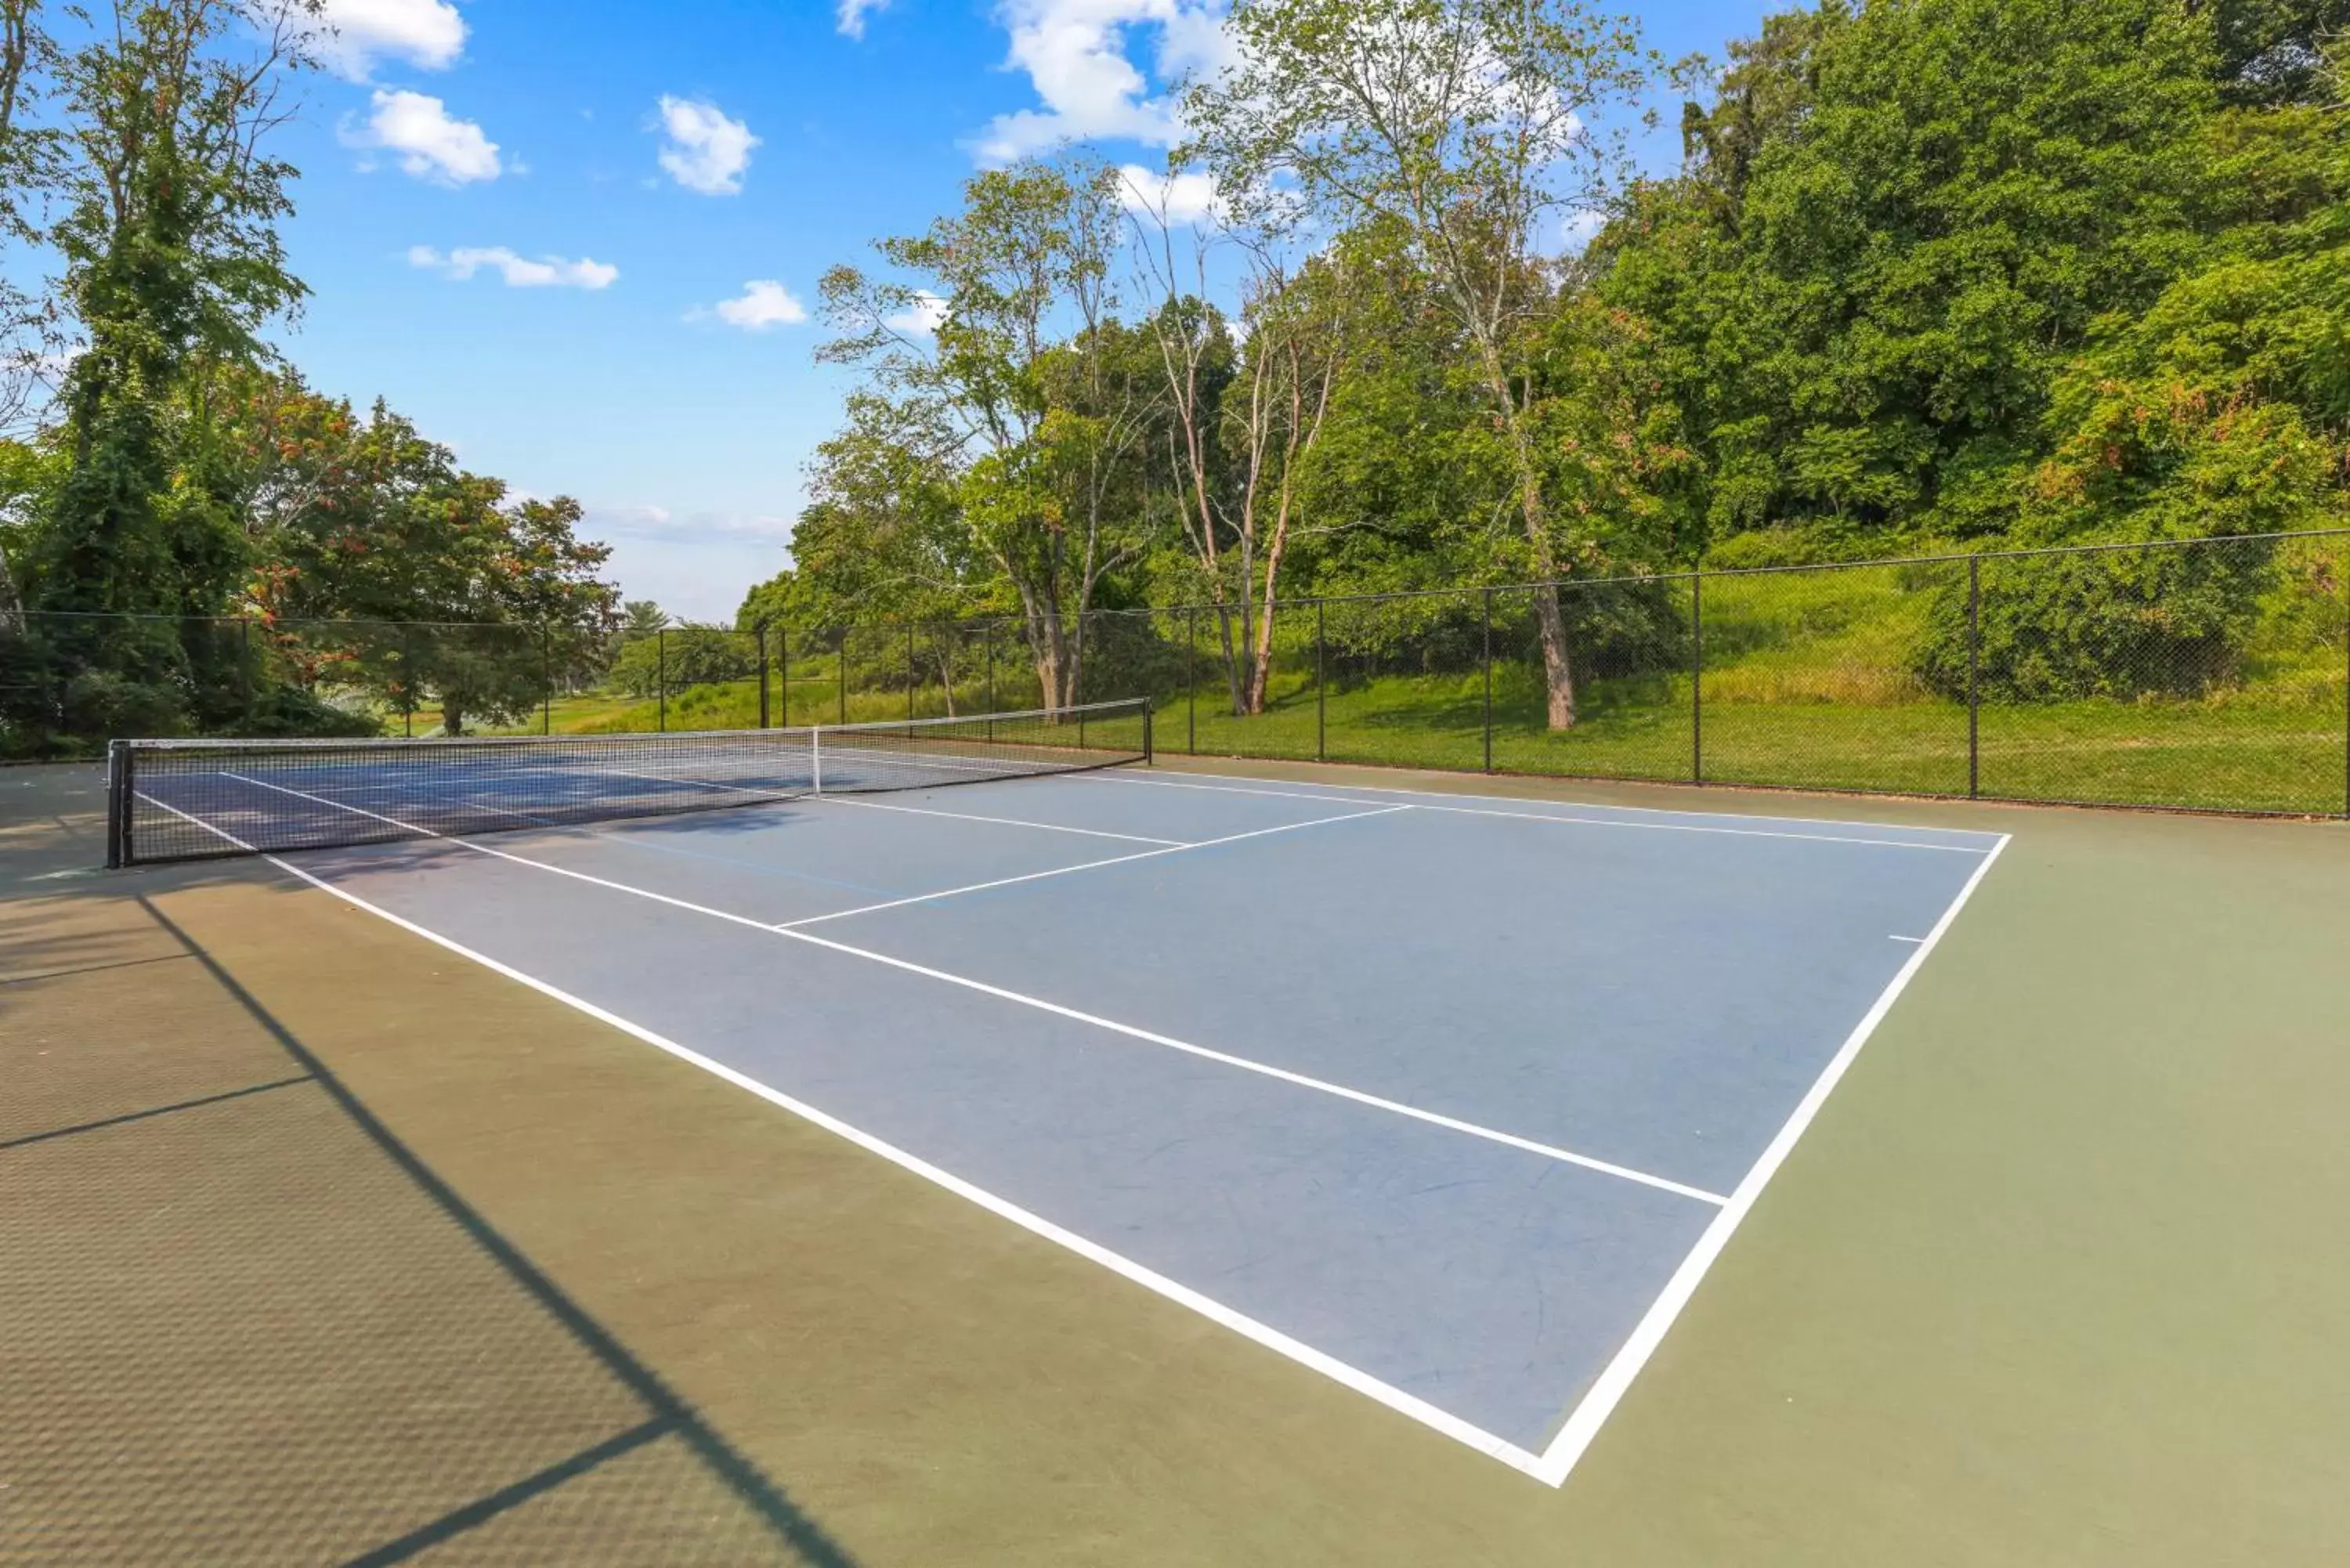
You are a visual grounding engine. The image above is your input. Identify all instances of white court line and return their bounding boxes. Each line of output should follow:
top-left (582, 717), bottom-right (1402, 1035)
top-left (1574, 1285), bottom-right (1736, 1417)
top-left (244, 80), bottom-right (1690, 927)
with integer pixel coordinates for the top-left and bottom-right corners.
top-left (815, 795), bottom-right (1184, 846)
top-left (1080, 771), bottom-right (2001, 853)
top-left (128, 789), bottom-right (1556, 1480)
top-left (783, 806), bottom-right (1412, 928)
top-left (1889, 934), bottom-right (1925, 945)
top-left (601, 764), bottom-right (1184, 846)
top-left (213, 775), bottom-right (1715, 1201)
top-left (1524, 833), bottom-right (2012, 1487)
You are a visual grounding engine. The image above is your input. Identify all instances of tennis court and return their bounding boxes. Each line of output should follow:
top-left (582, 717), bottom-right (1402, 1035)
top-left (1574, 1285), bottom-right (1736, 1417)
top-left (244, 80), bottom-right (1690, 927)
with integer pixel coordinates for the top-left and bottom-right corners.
top-left (100, 703), bottom-right (2005, 1483)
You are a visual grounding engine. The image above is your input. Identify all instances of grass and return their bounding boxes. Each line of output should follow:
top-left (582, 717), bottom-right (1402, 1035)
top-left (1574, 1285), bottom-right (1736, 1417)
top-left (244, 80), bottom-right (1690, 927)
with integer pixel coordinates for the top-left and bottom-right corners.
top-left (1155, 666), bottom-right (2350, 816)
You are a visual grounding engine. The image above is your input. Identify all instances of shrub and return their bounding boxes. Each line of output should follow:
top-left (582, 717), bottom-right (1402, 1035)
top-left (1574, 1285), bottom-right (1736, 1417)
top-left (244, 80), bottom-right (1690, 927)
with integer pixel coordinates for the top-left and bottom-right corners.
top-left (1913, 538), bottom-right (2278, 702)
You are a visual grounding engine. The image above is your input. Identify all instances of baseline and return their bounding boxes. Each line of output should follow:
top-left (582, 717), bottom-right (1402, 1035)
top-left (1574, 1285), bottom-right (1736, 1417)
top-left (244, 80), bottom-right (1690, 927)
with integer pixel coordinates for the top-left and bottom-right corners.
top-left (1076, 769), bottom-right (2002, 851)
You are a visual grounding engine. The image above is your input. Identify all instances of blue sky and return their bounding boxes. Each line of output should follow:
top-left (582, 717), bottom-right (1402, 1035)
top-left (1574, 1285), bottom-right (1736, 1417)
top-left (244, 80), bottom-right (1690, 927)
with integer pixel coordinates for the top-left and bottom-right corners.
top-left (278, 0), bottom-right (1773, 620)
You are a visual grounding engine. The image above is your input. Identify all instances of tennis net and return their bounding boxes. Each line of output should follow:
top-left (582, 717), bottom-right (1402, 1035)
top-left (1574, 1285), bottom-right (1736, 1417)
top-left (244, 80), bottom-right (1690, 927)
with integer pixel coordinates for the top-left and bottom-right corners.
top-left (106, 698), bottom-right (1153, 867)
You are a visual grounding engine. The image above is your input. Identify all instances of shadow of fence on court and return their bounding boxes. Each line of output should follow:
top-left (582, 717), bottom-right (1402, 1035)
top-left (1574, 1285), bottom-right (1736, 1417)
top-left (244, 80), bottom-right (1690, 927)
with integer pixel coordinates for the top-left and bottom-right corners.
top-left (0, 888), bottom-right (859, 1567)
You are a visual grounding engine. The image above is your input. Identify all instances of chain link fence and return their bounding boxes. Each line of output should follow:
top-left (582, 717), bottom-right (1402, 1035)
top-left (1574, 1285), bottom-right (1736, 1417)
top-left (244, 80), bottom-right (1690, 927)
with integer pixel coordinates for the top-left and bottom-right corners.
top-left (8, 529), bottom-right (2346, 815)
top-left (788, 531), bottom-right (2350, 818)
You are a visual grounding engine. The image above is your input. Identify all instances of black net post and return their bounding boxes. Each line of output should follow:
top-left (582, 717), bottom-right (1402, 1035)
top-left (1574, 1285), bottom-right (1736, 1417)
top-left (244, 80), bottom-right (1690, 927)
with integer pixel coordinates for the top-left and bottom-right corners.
top-left (656, 627), bottom-right (667, 733)
top-left (1482, 587), bottom-right (1494, 774)
top-left (1315, 595), bottom-right (1326, 763)
top-left (1968, 554), bottom-right (1982, 799)
top-left (104, 739), bottom-right (132, 869)
top-left (1691, 569), bottom-right (1704, 785)
top-left (1143, 701), bottom-right (1154, 764)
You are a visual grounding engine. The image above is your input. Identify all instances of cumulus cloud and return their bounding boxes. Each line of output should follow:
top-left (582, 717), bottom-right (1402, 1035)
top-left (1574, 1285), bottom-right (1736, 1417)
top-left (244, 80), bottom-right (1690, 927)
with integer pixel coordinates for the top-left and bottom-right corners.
top-left (408, 246), bottom-right (619, 290)
top-left (314, 0), bottom-right (467, 80)
top-left (1116, 164), bottom-right (1220, 226)
top-left (655, 96), bottom-right (759, 195)
top-left (885, 290), bottom-right (950, 335)
top-left (968, 0), bottom-right (1230, 164)
top-left (703, 280), bottom-right (809, 331)
top-left (344, 89), bottom-right (501, 183)
top-left (837, 0), bottom-right (889, 38)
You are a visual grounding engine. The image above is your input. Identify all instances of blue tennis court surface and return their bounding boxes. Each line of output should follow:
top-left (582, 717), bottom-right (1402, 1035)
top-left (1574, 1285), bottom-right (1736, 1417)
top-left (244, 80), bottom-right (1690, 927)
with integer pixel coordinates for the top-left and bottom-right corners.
top-left (199, 763), bottom-right (2006, 1483)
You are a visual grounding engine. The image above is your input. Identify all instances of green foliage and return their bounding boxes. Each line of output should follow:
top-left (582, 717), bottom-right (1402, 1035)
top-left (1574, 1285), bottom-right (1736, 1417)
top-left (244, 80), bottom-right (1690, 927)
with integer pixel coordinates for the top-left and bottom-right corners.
top-left (606, 625), bottom-right (759, 700)
top-left (1914, 540), bottom-right (2280, 702)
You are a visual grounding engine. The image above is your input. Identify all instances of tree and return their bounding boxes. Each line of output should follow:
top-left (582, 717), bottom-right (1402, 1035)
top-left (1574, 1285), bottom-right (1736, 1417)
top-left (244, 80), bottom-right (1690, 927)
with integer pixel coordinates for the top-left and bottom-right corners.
top-left (819, 157), bottom-right (1148, 714)
top-left (1182, 0), bottom-right (1656, 728)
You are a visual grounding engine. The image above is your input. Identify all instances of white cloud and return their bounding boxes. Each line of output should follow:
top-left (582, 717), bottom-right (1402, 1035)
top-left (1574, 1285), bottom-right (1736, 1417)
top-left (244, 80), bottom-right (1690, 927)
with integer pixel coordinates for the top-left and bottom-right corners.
top-left (967, 0), bottom-right (1229, 164)
top-left (344, 89), bottom-right (501, 183)
top-left (704, 280), bottom-right (809, 331)
top-left (837, 0), bottom-right (889, 38)
top-left (885, 290), bottom-right (950, 335)
top-left (654, 96), bottom-right (759, 195)
top-left (314, 0), bottom-right (466, 80)
top-left (409, 246), bottom-right (620, 290)
top-left (591, 505), bottom-right (797, 540)
top-left (1116, 163), bottom-right (1220, 225)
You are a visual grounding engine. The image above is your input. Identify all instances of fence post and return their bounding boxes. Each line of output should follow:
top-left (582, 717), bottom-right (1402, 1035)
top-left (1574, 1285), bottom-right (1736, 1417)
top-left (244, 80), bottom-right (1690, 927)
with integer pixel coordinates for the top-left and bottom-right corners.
top-left (906, 625), bottom-right (916, 722)
top-left (757, 622), bottom-right (770, 729)
top-left (1482, 588), bottom-right (1494, 774)
top-left (1691, 571), bottom-right (1704, 785)
top-left (1188, 606), bottom-right (1198, 754)
top-left (837, 627), bottom-right (847, 725)
top-left (401, 625), bottom-right (414, 738)
top-left (779, 623), bottom-right (790, 728)
top-left (657, 627), bottom-right (667, 732)
top-left (2341, 542), bottom-right (2348, 819)
top-left (1315, 595), bottom-right (1326, 763)
top-left (1968, 555), bottom-right (1982, 800)
top-left (985, 622), bottom-right (996, 716)
top-left (240, 619), bottom-right (253, 724)
top-left (541, 627), bottom-right (552, 735)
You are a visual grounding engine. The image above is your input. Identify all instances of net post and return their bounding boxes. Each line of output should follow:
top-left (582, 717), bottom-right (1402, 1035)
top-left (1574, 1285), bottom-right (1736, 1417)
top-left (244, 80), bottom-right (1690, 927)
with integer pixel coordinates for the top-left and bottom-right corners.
top-left (104, 739), bottom-right (132, 869)
top-left (657, 627), bottom-right (667, 732)
top-left (1143, 698), bottom-right (1154, 765)
top-left (757, 621), bottom-right (771, 729)
top-left (1481, 587), bottom-right (1493, 775)
top-left (1691, 569), bottom-right (1704, 785)
top-left (1315, 596), bottom-right (1326, 763)
top-left (1968, 554), bottom-right (1982, 800)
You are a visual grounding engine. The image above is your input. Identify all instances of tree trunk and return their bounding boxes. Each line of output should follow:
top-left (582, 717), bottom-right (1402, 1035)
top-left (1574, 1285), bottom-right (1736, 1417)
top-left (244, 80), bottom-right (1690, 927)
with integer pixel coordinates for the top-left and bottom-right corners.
top-left (1216, 603), bottom-right (1246, 715)
top-left (1480, 350), bottom-right (1577, 731)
